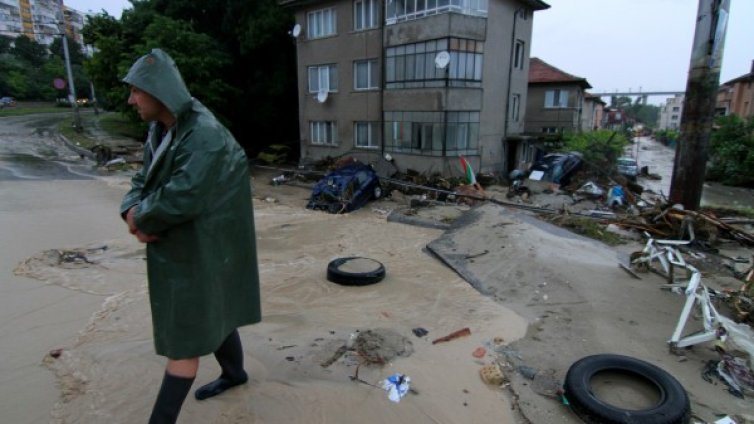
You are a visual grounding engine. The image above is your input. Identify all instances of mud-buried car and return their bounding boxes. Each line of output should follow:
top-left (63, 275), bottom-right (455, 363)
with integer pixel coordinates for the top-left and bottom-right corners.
top-left (306, 162), bottom-right (382, 214)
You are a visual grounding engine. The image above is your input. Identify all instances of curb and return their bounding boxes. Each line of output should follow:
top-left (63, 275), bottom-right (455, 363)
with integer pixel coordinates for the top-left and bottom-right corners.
top-left (57, 134), bottom-right (95, 160)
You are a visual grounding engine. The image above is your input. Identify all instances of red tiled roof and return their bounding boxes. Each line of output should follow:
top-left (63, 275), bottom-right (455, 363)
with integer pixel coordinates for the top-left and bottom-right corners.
top-left (528, 57), bottom-right (592, 88)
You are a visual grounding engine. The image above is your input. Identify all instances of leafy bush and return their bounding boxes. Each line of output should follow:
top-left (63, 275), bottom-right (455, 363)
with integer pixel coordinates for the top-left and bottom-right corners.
top-left (654, 129), bottom-right (680, 145)
top-left (707, 115), bottom-right (754, 187)
top-left (560, 130), bottom-right (629, 170)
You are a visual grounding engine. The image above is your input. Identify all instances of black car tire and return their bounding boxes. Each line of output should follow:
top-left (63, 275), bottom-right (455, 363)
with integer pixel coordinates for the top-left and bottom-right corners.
top-left (327, 257), bottom-right (386, 286)
top-left (563, 354), bottom-right (690, 424)
top-left (373, 185), bottom-right (382, 200)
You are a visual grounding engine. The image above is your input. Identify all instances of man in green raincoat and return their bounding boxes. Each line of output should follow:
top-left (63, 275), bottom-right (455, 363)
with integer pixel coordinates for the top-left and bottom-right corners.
top-left (120, 49), bottom-right (261, 423)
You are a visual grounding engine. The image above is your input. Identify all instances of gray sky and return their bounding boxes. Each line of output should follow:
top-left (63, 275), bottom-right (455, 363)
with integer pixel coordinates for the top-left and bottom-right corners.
top-left (65, 0), bottom-right (752, 102)
top-left (532, 0), bottom-right (753, 101)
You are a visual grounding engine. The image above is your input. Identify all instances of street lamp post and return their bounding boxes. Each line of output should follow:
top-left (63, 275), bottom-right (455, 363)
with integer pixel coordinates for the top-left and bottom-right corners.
top-left (60, 28), bottom-right (81, 130)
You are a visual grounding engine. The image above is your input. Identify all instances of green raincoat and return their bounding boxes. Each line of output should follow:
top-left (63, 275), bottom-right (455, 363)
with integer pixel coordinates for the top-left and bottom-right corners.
top-left (120, 49), bottom-right (261, 359)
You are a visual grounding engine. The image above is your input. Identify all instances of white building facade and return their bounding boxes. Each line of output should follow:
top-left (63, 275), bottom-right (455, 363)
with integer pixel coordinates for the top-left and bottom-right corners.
top-left (0, 0), bottom-right (87, 51)
top-left (657, 94), bottom-right (684, 130)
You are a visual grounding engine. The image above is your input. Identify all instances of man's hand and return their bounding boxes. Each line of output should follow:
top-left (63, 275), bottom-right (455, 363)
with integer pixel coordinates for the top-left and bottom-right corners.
top-left (126, 206), bottom-right (159, 243)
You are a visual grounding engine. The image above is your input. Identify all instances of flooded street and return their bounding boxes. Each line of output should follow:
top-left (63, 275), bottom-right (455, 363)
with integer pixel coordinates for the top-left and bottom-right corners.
top-left (2, 113), bottom-right (752, 423)
top-left (0, 113), bottom-right (104, 181)
top-left (631, 136), bottom-right (754, 209)
top-left (0, 113), bottom-right (130, 423)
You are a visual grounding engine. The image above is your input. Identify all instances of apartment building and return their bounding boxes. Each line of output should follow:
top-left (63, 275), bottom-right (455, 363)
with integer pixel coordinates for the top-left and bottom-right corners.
top-left (716, 60), bottom-right (754, 119)
top-left (0, 0), bottom-right (86, 51)
top-left (282, 0), bottom-right (549, 176)
top-left (657, 94), bottom-right (684, 130)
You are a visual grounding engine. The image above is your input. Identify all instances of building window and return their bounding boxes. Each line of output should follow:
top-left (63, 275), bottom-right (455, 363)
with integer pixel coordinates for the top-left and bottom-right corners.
top-left (542, 127), bottom-right (558, 134)
top-left (509, 93), bottom-right (520, 122)
top-left (354, 0), bottom-right (379, 30)
top-left (354, 59), bottom-right (379, 90)
top-left (354, 122), bottom-right (379, 148)
top-left (671, 115), bottom-right (678, 120)
top-left (672, 106), bottom-right (680, 112)
top-left (310, 121), bottom-right (337, 145)
top-left (308, 64), bottom-right (338, 93)
top-left (513, 39), bottom-right (525, 70)
top-left (385, 38), bottom-right (483, 89)
top-left (383, 110), bottom-right (479, 156)
top-left (385, 0), bottom-right (488, 24)
top-left (307, 8), bottom-right (336, 39)
top-left (544, 89), bottom-right (569, 108)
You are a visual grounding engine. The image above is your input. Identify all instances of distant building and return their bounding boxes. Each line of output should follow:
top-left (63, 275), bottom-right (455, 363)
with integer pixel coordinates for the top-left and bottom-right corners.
top-left (0, 0), bottom-right (88, 52)
top-left (715, 60), bottom-right (754, 119)
top-left (582, 92), bottom-right (605, 131)
top-left (657, 94), bottom-right (684, 130)
top-left (281, 0), bottom-right (550, 176)
top-left (525, 57), bottom-right (592, 134)
top-left (603, 107), bottom-right (629, 130)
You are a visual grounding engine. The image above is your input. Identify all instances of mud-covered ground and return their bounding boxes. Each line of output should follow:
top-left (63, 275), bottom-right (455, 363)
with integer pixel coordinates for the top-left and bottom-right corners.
top-left (3, 112), bottom-right (753, 423)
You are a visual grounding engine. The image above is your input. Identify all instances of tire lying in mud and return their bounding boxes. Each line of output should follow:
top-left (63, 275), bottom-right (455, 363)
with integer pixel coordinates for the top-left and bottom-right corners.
top-left (563, 354), bottom-right (690, 424)
top-left (327, 257), bottom-right (385, 286)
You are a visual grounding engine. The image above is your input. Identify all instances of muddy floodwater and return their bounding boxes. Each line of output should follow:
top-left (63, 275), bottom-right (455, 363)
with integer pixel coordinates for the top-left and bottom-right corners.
top-left (631, 136), bottom-right (754, 209)
top-left (2, 113), bottom-right (529, 423)
top-left (2, 113), bottom-right (752, 423)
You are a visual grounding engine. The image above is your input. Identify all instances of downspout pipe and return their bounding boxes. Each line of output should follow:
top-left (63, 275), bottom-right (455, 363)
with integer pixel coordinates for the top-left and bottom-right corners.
top-left (380, 0), bottom-right (386, 161)
top-left (503, 7), bottom-right (522, 171)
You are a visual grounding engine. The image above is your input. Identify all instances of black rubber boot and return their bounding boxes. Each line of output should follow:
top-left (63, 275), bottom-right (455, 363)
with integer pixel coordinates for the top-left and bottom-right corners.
top-left (195, 329), bottom-right (248, 400)
top-left (148, 372), bottom-right (195, 424)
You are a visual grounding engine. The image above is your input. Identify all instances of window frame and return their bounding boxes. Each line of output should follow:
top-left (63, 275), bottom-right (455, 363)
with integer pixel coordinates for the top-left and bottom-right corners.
top-left (509, 93), bottom-right (520, 122)
top-left (307, 7), bottom-right (336, 39)
top-left (354, 0), bottom-right (379, 30)
top-left (544, 89), bottom-right (569, 108)
top-left (353, 59), bottom-right (379, 90)
top-left (383, 110), bottom-right (479, 156)
top-left (307, 64), bottom-right (338, 93)
top-left (354, 121), bottom-right (380, 148)
top-left (513, 39), bottom-right (525, 70)
top-left (385, 37), bottom-right (483, 89)
top-left (310, 121), bottom-right (338, 146)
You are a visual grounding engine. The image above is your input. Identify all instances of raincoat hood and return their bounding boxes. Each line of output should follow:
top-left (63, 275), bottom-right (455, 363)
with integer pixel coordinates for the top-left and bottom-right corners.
top-left (122, 49), bottom-right (192, 118)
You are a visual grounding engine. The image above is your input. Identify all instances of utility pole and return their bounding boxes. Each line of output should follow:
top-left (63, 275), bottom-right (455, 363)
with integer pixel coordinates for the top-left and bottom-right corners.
top-left (61, 32), bottom-right (82, 130)
top-left (669, 0), bottom-right (729, 209)
top-left (90, 81), bottom-right (99, 115)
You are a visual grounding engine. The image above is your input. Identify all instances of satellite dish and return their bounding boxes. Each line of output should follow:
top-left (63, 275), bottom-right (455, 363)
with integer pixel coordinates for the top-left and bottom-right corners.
top-left (435, 51), bottom-right (450, 69)
top-left (290, 23), bottom-right (302, 38)
top-left (316, 90), bottom-right (328, 103)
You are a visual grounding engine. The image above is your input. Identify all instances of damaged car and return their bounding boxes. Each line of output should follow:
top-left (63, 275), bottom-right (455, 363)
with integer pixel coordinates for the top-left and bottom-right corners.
top-left (617, 156), bottom-right (639, 181)
top-left (306, 162), bottom-right (382, 214)
top-left (529, 152), bottom-right (584, 185)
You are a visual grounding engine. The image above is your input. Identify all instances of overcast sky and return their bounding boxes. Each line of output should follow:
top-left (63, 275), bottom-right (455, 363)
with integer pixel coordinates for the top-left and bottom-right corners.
top-left (65, 0), bottom-right (752, 102)
top-left (531, 0), bottom-right (753, 100)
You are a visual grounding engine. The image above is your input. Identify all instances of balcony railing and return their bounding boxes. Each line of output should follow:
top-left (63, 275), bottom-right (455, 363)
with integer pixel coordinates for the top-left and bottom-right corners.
top-left (385, 0), bottom-right (487, 24)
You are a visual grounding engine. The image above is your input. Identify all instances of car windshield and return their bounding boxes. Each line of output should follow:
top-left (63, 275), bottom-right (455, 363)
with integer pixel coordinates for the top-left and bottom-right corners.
top-left (618, 159), bottom-right (636, 166)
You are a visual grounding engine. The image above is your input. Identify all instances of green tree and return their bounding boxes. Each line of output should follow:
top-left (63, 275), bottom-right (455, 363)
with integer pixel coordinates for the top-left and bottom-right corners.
top-left (81, 0), bottom-right (299, 153)
top-left (136, 15), bottom-right (233, 119)
top-left (11, 35), bottom-right (48, 67)
top-left (561, 130), bottom-right (629, 171)
top-left (628, 103), bottom-right (660, 128)
top-left (707, 115), bottom-right (754, 187)
top-left (0, 35), bottom-right (12, 54)
top-left (5, 69), bottom-right (30, 98)
top-left (49, 36), bottom-right (87, 65)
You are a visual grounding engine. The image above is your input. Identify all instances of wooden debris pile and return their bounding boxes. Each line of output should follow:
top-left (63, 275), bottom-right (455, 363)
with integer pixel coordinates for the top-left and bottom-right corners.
top-left (610, 204), bottom-right (754, 246)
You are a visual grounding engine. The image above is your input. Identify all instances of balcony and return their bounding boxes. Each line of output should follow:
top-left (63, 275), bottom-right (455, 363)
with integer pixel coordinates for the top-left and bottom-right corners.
top-left (385, 0), bottom-right (487, 24)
